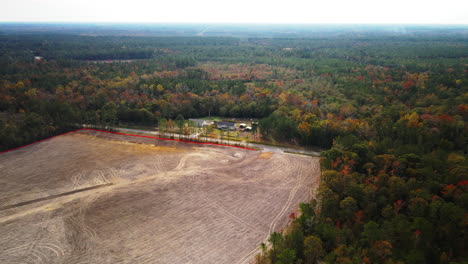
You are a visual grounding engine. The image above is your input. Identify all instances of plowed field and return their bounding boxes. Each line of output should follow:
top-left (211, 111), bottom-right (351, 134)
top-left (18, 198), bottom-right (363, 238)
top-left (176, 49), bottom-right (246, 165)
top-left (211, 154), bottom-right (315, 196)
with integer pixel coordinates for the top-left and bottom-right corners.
top-left (0, 130), bottom-right (320, 264)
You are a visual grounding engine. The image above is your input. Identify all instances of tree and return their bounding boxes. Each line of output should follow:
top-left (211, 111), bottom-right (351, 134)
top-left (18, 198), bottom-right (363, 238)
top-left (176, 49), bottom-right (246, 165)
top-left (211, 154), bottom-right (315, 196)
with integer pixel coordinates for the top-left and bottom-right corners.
top-left (259, 113), bottom-right (298, 141)
top-left (362, 221), bottom-right (381, 244)
top-left (158, 118), bottom-right (167, 133)
top-left (156, 84), bottom-right (164, 93)
top-left (175, 114), bottom-right (185, 136)
top-left (269, 232), bottom-right (282, 252)
top-left (284, 225), bottom-right (304, 260)
top-left (408, 197), bottom-right (428, 217)
top-left (167, 119), bottom-right (174, 138)
top-left (339, 196), bottom-right (358, 219)
top-left (303, 235), bottom-right (324, 264)
top-left (277, 248), bottom-right (297, 264)
top-left (101, 102), bottom-right (117, 125)
top-left (269, 232), bottom-right (283, 263)
top-left (297, 203), bottom-right (315, 232)
top-left (370, 241), bottom-right (392, 263)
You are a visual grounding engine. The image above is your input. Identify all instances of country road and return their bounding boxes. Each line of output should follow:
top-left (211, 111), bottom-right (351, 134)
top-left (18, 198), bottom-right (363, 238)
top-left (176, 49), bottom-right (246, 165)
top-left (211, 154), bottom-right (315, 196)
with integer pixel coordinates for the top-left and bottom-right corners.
top-left (100, 126), bottom-right (322, 156)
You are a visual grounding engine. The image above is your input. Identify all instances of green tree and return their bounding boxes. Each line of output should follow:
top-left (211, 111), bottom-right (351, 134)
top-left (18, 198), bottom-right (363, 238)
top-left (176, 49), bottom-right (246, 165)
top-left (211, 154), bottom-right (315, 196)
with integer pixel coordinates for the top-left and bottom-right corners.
top-left (158, 118), bottom-right (167, 133)
top-left (362, 221), bottom-right (381, 244)
top-left (101, 102), bottom-right (117, 125)
top-left (175, 114), bottom-right (185, 136)
top-left (303, 235), bottom-right (324, 264)
top-left (277, 248), bottom-right (296, 264)
top-left (339, 196), bottom-right (358, 219)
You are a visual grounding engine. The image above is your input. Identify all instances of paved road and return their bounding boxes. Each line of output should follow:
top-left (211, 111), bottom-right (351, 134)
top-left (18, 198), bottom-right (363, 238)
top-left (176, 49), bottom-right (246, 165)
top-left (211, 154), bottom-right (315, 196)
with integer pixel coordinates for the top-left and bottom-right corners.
top-left (106, 126), bottom-right (321, 156)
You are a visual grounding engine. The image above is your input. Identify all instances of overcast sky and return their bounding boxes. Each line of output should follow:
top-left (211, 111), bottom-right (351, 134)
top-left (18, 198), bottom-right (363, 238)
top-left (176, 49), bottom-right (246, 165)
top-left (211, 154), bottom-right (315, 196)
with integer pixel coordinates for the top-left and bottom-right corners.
top-left (2, 0), bottom-right (467, 24)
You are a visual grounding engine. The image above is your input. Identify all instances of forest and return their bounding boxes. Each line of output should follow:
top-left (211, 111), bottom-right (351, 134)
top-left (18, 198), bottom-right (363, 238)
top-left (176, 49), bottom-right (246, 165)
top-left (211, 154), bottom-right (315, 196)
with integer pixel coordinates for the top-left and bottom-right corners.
top-left (0, 24), bottom-right (467, 263)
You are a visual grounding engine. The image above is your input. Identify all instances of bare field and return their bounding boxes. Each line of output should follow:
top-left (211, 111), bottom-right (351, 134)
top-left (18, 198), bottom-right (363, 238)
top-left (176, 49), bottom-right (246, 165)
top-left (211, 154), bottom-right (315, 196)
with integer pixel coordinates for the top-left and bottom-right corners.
top-left (0, 130), bottom-right (320, 264)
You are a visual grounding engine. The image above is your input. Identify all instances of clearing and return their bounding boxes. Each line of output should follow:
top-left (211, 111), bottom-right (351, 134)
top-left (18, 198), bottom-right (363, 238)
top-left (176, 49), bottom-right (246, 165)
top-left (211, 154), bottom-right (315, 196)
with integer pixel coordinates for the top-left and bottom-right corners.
top-left (0, 130), bottom-right (320, 264)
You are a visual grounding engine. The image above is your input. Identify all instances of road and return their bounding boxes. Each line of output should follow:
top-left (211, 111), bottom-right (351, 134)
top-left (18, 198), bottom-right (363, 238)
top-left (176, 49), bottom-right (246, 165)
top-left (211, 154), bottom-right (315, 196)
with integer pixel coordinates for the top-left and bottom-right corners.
top-left (101, 126), bottom-right (322, 156)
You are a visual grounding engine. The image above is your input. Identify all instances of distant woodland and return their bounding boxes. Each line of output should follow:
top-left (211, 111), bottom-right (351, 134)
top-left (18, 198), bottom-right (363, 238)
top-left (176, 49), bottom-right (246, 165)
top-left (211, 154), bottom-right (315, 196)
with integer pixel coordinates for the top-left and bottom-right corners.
top-left (0, 25), bottom-right (467, 263)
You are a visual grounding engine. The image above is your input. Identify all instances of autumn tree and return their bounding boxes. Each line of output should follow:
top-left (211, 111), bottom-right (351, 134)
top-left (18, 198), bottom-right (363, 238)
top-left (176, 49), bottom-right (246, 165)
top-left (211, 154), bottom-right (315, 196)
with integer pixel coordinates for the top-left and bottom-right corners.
top-left (303, 235), bottom-right (324, 264)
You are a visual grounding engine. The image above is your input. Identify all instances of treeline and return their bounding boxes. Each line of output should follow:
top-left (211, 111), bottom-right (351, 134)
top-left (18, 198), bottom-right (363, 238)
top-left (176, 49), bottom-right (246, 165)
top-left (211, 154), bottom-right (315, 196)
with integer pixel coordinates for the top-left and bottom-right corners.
top-left (257, 114), bottom-right (467, 263)
top-left (1, 34), bottom-right (466, 152)
top-left (252, 40), bottom-right (467, 264)
top-left (0, 101), bottom-right (79, 150)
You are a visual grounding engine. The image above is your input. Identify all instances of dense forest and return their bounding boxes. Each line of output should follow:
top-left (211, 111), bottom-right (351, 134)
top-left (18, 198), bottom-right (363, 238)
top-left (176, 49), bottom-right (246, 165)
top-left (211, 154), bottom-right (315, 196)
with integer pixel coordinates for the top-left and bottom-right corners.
top-left (0, 24), bottom-right (467, 263)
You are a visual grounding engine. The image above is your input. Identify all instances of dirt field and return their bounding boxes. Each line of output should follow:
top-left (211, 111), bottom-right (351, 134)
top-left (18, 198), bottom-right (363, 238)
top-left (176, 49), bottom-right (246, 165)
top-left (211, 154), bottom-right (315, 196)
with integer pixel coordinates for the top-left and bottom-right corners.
top-left (0, 130), bottom-right (320, 264)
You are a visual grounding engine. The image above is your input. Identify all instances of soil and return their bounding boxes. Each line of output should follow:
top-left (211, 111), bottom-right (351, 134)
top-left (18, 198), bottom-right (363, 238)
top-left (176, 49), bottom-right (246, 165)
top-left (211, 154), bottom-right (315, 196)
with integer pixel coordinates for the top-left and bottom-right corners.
top-left (0, 130), bottom-right (320, 264)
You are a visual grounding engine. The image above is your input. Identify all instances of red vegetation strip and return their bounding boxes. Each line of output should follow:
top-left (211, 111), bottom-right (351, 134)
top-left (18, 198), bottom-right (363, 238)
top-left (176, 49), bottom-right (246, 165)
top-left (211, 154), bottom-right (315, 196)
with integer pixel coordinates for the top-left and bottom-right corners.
top-left (0, 128), bottom-right (256, 154)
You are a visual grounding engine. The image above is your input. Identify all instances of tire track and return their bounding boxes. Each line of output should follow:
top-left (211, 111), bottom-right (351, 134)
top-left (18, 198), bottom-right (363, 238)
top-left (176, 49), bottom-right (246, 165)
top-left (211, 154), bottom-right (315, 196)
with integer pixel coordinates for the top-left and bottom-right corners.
top-left (174, 155), bottom-right (188, 171)
top-left (199, 195), bottom-right (262, 235)
top-left (71, 172), bottom-right (85, 189)
top-left (40, 242), bottom-right (65, 258)
top-left (1, 131), bottom-right (321, 264)
top-left (22, 211), bottom-right (52, 264)
top-left (236, 157), bottom-right (312, 264)
top-left (0, 183), bottom-right (113, 211)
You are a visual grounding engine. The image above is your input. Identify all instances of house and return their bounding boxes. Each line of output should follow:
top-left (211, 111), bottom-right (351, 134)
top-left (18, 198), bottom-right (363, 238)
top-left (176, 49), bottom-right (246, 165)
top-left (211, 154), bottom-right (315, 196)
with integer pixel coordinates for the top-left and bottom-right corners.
top-left (188, 119), bottom-right (212, 127)
top-left (216, 122), bottom-right (236, 131)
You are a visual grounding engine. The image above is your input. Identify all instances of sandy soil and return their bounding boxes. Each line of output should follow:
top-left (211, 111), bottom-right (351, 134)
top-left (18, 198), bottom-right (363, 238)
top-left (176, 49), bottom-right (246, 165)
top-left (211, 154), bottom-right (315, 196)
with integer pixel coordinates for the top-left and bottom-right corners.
top-left (0, 130), bottom-right (320, 264)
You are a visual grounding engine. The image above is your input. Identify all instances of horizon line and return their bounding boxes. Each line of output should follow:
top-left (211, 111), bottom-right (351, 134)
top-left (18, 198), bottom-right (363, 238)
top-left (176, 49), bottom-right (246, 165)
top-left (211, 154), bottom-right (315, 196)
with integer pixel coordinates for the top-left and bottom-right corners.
top-left (1, 21), bottom-right (468, 26)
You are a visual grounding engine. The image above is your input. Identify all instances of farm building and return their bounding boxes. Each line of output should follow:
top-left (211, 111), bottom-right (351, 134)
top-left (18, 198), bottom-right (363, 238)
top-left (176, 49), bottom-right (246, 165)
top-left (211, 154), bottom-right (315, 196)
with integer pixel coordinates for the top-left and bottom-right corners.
top-left (189, 119), bottom-right (212, 127)
top-left (216, 122), bottom-right (236, 131)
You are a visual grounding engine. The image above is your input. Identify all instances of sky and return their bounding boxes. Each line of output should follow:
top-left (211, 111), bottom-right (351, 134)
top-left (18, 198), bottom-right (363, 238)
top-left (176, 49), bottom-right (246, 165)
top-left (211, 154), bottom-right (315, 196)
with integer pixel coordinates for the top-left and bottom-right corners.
top-left (1, 0), bottom-right (467, 24)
